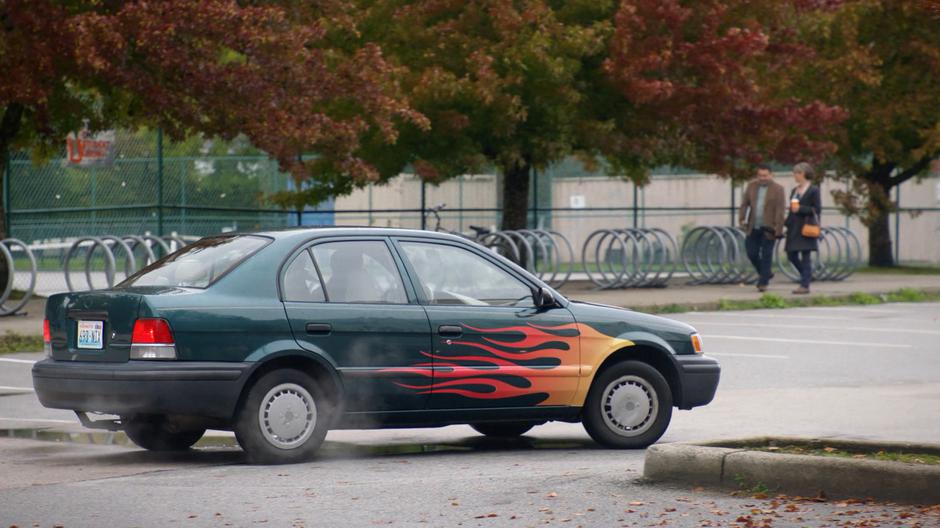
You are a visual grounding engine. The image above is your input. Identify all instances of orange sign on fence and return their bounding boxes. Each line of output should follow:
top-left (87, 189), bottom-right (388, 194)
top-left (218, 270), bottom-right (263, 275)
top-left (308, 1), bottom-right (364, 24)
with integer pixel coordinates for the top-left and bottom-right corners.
top-left (65, 129), bottom-right (116, 167)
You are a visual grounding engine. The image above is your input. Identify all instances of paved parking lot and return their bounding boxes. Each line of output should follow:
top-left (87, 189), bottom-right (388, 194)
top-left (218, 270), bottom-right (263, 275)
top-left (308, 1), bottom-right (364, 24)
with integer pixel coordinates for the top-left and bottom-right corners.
top-left (1, 302), bottom-right (938, 526)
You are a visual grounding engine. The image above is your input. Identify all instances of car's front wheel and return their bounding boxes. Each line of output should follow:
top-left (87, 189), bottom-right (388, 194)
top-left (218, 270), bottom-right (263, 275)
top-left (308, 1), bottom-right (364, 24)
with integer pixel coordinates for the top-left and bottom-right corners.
top-left (582, 360), bottom-right (673, 449)
top-left (234, 369), bottom-right (329, 464)
top-left (123, 415), bottom-right (205, 451)
top-left (470, 422), bottom-right (538, 438)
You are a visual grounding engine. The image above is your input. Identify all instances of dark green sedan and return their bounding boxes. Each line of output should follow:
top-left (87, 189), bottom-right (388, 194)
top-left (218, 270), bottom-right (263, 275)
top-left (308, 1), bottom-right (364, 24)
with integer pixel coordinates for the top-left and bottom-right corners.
top-left (33, 228), bottom-right (719, 464)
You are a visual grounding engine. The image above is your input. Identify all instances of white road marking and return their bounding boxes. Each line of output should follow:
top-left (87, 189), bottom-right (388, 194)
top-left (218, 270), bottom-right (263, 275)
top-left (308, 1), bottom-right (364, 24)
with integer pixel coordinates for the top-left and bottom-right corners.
top-left (0, 417), bottom-right (75, 424)
top-left (798, 307), bottom-right (901, 314)
top-left (704, 335), bottom-right (913, 348)
top-left (682, 313), bottom-right (854, 321)
top-left (0, 357), bottom-right (37, 364)
top-left (709, 352), bottom-right (790, 360)
top-left (0, 385), bottom-right (33, 392)
top-left (687, 321), bottom-right (940, 336)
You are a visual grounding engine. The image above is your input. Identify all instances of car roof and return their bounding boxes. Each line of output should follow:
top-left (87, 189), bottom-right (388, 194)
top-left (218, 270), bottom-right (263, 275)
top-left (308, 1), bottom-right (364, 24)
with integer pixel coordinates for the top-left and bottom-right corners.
top-left (230, 226), bottom-right (471, 245)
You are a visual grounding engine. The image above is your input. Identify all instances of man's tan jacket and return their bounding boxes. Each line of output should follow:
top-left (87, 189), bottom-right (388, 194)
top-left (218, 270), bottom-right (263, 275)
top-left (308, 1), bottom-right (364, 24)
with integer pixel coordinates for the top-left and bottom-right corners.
top-left (739, 179), bottom-right (786, 237)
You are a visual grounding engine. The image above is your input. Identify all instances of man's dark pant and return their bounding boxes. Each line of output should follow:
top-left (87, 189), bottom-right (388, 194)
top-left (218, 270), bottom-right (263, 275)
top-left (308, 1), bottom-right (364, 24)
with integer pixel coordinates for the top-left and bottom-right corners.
top-left (745, 228), bottom-right (775, 286)
top-left (787, 250), bottom-right (813, 288)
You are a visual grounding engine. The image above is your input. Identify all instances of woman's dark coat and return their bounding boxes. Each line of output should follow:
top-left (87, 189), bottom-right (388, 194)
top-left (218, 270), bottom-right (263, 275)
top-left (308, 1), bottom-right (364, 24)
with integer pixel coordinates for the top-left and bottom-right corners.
top-left (785, 184), bottom-right (822, 252)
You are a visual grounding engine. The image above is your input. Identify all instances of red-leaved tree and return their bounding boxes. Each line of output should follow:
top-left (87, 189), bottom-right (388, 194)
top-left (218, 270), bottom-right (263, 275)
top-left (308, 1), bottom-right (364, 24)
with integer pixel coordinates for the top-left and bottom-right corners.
top-left (601, 0), bottom-right (846, 180)
top-left (0, 0), bottom-right (424, 236)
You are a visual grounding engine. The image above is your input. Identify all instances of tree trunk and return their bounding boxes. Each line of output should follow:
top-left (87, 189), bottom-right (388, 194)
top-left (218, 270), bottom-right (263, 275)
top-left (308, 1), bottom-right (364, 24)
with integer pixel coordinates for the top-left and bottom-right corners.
top-left (864, 173), bottom-right (895, 267)
top-left (868, 205), bottom-right (894, 267)
top-left (500, 159), bottom-right (530, 231)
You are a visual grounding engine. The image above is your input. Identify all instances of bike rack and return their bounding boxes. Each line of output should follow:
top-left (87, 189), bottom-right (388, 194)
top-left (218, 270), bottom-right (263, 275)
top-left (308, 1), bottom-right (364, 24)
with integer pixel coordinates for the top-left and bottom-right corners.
top-left (63, 234), bottom-right (192, 292)
top-left (0, 238), bottom-right (38, 316)
top-left (581, 228), bottom-right (678, 289)
top-left (678, 225), bottom-right (860, 285)
top-left (479, 229), bottom-right (575, 289)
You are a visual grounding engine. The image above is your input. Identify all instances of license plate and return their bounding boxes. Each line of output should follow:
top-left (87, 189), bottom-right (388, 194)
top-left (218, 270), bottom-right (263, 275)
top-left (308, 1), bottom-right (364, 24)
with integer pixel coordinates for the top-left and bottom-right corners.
top-left (76, 320), bottom-right (104, 350)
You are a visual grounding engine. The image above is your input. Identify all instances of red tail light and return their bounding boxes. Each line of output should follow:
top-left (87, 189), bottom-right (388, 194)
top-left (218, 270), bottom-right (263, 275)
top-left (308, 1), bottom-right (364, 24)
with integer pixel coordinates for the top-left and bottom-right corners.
top-left (132, 319), bottom-right (174, 344)
top-left (43, 319), bottom-right (51, 343)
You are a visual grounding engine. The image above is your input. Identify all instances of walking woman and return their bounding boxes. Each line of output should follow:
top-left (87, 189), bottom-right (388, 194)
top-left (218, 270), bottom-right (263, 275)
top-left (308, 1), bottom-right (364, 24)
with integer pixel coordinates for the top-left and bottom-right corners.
top-left (785, 162), bottom-right (822, 294)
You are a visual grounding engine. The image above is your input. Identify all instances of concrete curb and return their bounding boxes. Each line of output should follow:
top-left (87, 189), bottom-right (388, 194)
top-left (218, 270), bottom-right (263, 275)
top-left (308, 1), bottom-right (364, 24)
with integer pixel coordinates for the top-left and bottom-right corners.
top-left (644, 437), bottom-right (940, 504)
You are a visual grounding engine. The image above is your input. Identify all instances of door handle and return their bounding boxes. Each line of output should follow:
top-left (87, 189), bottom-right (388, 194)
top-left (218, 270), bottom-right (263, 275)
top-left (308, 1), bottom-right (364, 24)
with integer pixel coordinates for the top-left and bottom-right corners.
top-left (438, 325), bottom-right (463, 337)
top-left (305, 323), bottom-right (332, 335)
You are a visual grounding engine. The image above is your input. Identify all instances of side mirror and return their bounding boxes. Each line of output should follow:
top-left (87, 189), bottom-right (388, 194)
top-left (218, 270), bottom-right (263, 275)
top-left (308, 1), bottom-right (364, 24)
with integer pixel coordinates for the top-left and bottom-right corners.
top-left (534, 287), bottom-right (556, 309)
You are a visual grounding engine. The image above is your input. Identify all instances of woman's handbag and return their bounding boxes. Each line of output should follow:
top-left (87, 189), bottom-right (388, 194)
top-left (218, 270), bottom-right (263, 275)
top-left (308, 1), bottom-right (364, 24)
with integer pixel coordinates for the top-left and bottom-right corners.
top-left (801, 210), bottom-right (821, 238)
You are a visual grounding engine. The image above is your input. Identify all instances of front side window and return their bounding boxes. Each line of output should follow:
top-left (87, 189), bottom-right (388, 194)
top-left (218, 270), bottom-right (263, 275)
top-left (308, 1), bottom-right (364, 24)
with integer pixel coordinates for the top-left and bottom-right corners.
top-left (120, 235), bottom-right (268, 289)
top-left (311, 241), bottom-right (407, 304)
top-left (400, 242), bottom-right (533, 307)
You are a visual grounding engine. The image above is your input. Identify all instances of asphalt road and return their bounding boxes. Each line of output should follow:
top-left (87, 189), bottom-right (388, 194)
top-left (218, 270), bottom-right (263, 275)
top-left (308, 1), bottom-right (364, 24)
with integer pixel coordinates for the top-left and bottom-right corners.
top-left (1, 302), bottom-right (938, 527)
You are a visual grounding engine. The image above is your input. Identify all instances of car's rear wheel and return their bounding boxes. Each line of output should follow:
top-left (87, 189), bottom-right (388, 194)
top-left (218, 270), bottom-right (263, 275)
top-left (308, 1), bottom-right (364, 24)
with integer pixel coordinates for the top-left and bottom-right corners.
top-left (582, 360), bottom-right (672, 449)
top-left (234, 369), bottom-right (329, 464)
top-left (470, 422), bottom-right (538, 438)
top-left (123, 415), bottom-right (205, 451)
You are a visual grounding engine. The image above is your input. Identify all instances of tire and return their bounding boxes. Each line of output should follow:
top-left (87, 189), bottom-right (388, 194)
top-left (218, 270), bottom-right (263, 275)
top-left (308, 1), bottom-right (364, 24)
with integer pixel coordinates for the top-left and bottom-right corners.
top-left (234, 369), bottom-right (329, 464)
top-left (582, 360), bottom-right (673, 449)
top-left (123, 415), bottom-right (205, 451)
top-left (470, 422), bottom-right (537, 438)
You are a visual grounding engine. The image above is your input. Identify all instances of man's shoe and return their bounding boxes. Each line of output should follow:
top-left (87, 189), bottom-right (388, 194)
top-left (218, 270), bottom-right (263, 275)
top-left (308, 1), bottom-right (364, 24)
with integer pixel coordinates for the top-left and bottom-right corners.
top-left (792, 287), bottom-right (810, 294)
top-left (757, 284), bottom-right (768, 292)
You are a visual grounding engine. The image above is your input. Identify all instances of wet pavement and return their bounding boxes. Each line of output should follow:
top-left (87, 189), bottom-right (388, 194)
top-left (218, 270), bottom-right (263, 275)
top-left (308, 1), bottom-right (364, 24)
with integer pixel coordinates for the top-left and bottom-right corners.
top-left (1, 303), bottom-right (939, 526)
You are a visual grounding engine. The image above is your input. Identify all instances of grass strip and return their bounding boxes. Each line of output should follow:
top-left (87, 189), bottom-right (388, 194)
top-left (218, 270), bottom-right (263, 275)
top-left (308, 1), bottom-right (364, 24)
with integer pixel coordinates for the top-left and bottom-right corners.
top-left (754, 444), bottom-right (940, 466)
top-left (0, 332), bottom-right (44, 355)
top-left (643, 287), bottom-right (940, 314)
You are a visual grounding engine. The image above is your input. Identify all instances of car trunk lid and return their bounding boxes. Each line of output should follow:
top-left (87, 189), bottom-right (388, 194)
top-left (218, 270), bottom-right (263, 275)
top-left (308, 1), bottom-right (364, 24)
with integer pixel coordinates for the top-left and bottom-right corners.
top-left (47, 290), bottom-right (143, 362)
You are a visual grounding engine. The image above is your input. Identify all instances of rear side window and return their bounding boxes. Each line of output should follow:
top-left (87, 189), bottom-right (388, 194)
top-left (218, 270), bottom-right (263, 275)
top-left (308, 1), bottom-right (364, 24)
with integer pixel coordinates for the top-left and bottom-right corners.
top-left (311, 241), bottom-right (407, 304)
top-left (120, 236), bottom-right (269, 289)
top-left (282, 250), bottom-right (326, 302)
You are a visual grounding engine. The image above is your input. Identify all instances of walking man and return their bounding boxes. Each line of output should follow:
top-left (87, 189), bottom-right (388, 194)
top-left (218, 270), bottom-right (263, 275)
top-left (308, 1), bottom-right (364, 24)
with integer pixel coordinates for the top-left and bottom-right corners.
top-left (738, 164), bottom-right (786, 292)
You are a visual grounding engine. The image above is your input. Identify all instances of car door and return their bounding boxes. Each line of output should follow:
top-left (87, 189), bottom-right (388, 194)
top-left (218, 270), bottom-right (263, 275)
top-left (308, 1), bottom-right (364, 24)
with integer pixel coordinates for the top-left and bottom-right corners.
top-left (392, 238), bottom-right (579, 410)
top-left (280, 237), bottom-right (432, 413)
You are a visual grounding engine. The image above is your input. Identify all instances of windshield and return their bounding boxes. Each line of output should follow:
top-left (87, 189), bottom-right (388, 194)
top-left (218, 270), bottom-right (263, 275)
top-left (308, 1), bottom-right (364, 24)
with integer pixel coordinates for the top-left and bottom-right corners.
top-left (119, 235), bottom-right (269, 289)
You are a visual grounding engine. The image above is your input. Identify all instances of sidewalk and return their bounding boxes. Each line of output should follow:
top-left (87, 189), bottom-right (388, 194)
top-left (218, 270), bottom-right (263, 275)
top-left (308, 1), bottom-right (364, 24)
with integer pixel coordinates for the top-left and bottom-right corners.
top-left (3, 273), bottom-right (939, 337)
top-left (557, 272), bottom-right (940, 310)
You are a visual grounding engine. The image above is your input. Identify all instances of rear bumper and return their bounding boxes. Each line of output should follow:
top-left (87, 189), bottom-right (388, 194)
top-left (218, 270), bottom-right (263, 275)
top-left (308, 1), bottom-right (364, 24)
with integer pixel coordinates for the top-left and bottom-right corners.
top-left (674, 354), bottom-right (721, 410)
top-left (32, 359), bottom-right (250, 420)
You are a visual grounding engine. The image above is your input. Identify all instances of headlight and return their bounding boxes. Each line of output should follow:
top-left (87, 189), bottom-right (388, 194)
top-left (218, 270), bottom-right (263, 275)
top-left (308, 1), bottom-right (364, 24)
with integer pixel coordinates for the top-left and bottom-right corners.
top-left (690, 333), bottom-right (704, 354)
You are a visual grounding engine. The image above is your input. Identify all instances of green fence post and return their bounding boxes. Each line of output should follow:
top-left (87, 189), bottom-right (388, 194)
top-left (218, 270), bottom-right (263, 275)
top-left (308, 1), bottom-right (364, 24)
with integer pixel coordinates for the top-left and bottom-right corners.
top-left (895, 184), bottom-right (901, 264)
top-left (730, 180), bottom-right (736, 226)
top-left (420, 179), bottom-right (426, 230)
top-left (632, 182), bottom-right (638, 228)
top-left (2, 149), bottom-right (9, 237)
top-left (157, 127), bottom-right (164, 236)
top-left (531, 168), bottom-right (538, 229)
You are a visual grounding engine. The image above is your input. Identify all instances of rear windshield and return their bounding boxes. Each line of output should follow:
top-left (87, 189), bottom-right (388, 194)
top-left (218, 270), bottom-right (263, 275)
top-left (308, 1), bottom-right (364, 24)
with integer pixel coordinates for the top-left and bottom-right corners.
top-left (119, 235), bottom-right (269, 289)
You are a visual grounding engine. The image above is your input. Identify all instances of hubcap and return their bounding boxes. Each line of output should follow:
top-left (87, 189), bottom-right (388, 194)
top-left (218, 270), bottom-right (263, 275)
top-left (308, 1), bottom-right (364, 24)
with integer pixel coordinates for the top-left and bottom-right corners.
top-left (600, 375), bottom-right (658, 437)
top-left (258, 383), bottom-right (317, 450)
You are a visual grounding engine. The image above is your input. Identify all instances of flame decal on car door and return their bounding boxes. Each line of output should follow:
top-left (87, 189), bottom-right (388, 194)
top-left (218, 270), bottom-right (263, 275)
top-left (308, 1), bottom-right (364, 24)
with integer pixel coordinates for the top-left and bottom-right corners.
top-left (384, 322), bottom-right (632, 406)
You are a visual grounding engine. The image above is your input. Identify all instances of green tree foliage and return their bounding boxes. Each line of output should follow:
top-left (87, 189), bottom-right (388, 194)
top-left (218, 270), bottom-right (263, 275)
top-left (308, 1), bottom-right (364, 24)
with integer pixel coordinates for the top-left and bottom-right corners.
top-left (0, 0), bottom-right (424, 236)
top-left (335, 0), bottom-right (844, 229)
top-left (799, 0), bottom-right (940, 266)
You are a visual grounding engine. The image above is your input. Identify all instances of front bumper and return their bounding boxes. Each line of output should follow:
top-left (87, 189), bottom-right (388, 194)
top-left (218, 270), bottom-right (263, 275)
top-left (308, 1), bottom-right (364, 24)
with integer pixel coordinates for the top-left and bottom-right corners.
top-left (32, 359), bottom-right (251, 420)
top-left (674, 354), bottom-right (721, 410)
